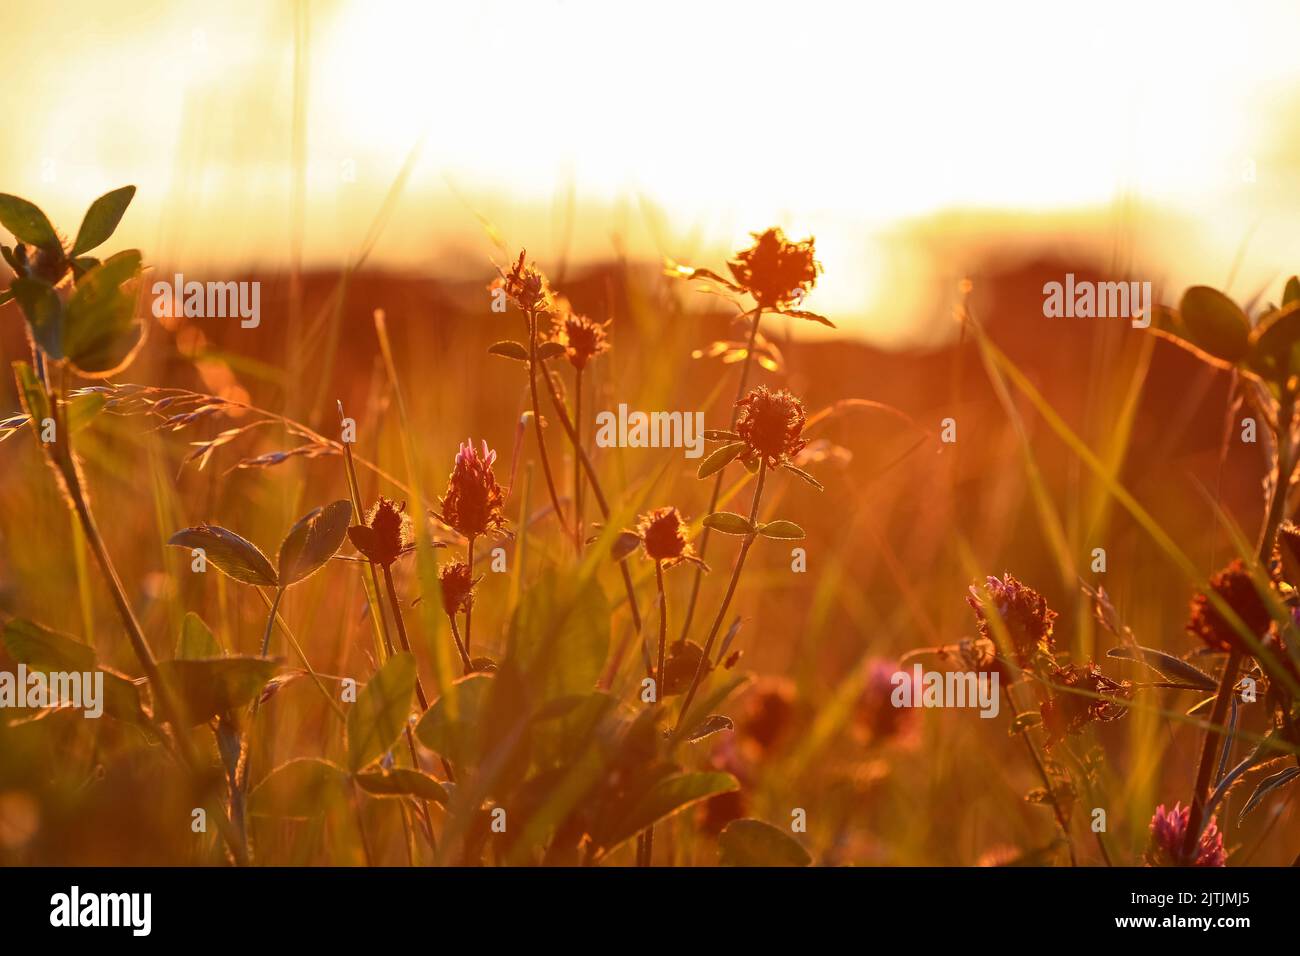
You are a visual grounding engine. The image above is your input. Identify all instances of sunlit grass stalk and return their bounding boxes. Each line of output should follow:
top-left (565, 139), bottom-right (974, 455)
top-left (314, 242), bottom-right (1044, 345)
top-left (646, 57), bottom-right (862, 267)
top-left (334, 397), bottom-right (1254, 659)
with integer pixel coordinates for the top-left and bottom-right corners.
top-left (379, 561), bottom-right (440, 847)
top-left (1184, 390), bottom-right (1296, 855)
top-left (675, 459), bottom-right (767, 733)
top-left (573, 366), bottom-right (584, 547)
top-left (30, 366), bottom-right (248, 865)
top-left (679, 305), bottom-right (762, 642)
top-left (537, 356), bottom-right (642, 632)
top-left (1002, 685), bottom-right (1077, 865)
top-left (464, 534), bottom-right (477, 656)
top-left (525, 306), bottom-right (570, 544)
top-left (642, 559), bottom-right (669, 866)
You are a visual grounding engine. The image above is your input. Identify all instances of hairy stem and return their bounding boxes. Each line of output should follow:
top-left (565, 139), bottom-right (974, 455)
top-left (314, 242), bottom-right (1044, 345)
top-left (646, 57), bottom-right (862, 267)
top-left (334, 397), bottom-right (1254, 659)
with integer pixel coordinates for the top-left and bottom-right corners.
top-left (447, 613), bottom-right (472, 674)
top-left (679, 306), bottom-right (762, 641)
top-left (537, 356), bottom-right (642, 632)
top-left (464, 535), bottom-right (476, 657)
top-left (40, 367), bottom-right (247, 864)
top-left (1003, 685), bottom-right (1077, 865)
top-left (675, 459), bottom-right (767, 734)
top-left (1185, 390), bottom-right (1296, 857)
top-left (574, 365), bottom-right (584, 548)
top-left (526, 307), bottom-right (570, 544)
top-left (642, 560), bottom-right (669, 867)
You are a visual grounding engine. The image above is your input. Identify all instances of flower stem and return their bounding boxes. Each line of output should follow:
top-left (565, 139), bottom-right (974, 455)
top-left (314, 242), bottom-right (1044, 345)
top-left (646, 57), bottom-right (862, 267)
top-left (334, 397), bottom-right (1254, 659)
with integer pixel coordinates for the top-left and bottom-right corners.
top-left (1185, 390), bottom-right (1296, 857)
top-left (1002, 685), bottom-right (1077, 865)
top-left (464, 535), bottom-right (476, 657)
top-left (674, 459), bottom-right (767, 734)
top-left (642, 559), bottom-right (669, 867)
top-left (447, 613), bottom-right (472, 674)
top-left (574, 365), bottom-right (584, 548)
top-left (37, 366), bottom-right (247, 864)
top-left (536, 356), bottom-right (643, 632)
top-left (679, 305), bottom-right (762, 642)
top-left (526, 307), bottom-right (571, 544)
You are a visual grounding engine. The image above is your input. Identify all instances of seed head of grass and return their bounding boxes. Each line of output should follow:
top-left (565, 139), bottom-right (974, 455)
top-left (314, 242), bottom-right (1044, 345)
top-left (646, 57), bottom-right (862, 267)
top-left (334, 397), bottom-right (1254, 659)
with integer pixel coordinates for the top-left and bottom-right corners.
top-left (734, 385), bottom-right (808, 469)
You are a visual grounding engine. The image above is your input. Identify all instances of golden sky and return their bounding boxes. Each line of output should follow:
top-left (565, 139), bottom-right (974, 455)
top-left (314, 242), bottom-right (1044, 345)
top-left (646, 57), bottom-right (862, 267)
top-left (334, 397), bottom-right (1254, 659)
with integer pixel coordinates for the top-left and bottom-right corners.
top-left (6, 0), bottom-right (1300, 344)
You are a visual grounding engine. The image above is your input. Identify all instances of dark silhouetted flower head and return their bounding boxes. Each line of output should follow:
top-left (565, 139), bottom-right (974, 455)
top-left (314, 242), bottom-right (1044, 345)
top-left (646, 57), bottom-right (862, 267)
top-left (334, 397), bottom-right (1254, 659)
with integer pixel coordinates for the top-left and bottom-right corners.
top-left (1145, 802), bottom-right (1226, 867)
top-left (438, 439), bottom-right (507, 539)
top-left (438, 559), bottom-right (476, 616)
top-left (727, 228), bottom-right (820, 309)
top-left (734, 386), bottom-right (808, 469)
top-left (1186, 559), bottom-right (1272, 654)
top-left (347, 496), bottom-right (412, 567)
top-left (1040, 662), bottom-right (1131, 747)
top-left (966, 574), bottom-right (1057, 668)
top-left (492, 249), bottom-right (551, 314)
top-left (636, 506), bottom-right (705, 570)
top-left (552, 309), bottom-right (610, 370)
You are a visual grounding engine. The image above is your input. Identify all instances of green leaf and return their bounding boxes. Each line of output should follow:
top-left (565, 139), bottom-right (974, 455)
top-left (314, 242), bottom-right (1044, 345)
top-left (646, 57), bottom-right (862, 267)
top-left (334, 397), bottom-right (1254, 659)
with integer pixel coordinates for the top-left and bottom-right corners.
top-left (758, 519), bottom-right (805, 540)
top-left (1178, 286), bottom-right (1250, 364)
top-left (278, 499), bottom-right (352, 587)
top-left (1105, 645), bottom-right (1217, 691)
top-left (782, 463), bottom-right (824, 491)
top-left (157, 657), bottom-right (280, 725)
top-left (175, 611), bottom-right (223, 659)
top-left (1238, 767), bottom-right (1300, 824)
top-left (415, 672), bottom-right (493, 767)
top-left (0, 619), bottom-right (149, 726)
top-left (1248, 300), bottom-right (1300, 381)
top-left (703, 429), bottom-right (740, 441)
top-left (71, 186), bottom-right (136, 256)
top-left (537, 340), bottom-right (566, 360)
top-left (250, 758), bottom-right (348, 819)
top-left (684, 714), bottom-right (734, 743)
top-left (0, 193), bottom-right (59, 247)
top-left (718, 818), bottom-right (812, 866)
top-left (168, 525), bottom-right (278, 586)
top-left (10, 277), bottom-right (64, 358)
top-left (507, 569), bottom-right (609, 702)
top-left (697, 441), bottom-right (746, 479)
top-left (601, 772), bottom-right (738, 851)
top-left (2, 618), bottom-right (96, 672)
top-left (610, 530), bottom-right (641, 562)
top-left (62, 250), bottom-right (145, 376)
top-left (487, 340), bottom-right (529, 361)
top-left (355, 768), bottom-right (448, 804)
top-left (1285, 276), bottom-right (1300, 307)
top-left (702, 511), bottom-right (754, 535)
top-left (347, 651), bottom-right (417, 772)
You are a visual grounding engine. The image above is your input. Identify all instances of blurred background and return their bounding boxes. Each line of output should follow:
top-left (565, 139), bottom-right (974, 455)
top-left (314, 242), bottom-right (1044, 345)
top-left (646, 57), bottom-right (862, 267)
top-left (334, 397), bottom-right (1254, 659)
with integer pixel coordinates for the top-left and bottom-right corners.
top-left (2, 0), bottom-right (1300, 865)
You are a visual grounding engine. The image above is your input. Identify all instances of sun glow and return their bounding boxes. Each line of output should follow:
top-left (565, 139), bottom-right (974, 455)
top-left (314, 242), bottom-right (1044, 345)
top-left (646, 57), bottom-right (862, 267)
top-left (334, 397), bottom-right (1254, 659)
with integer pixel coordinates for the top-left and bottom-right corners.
top-left (4, 0), bottom-right (1300, 344)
